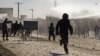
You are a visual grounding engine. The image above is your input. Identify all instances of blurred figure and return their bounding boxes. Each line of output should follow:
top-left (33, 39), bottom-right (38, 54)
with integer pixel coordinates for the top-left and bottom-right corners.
top-left (94, 25), bottom-right (99, 38)
top-left (13, 21), bottom-right (19, 36)
top-left (18, 22), bottom-right (23, 36)
top-left (2, 18), bottom-right (8, 41)
top-left (56, 13), bottom-right (73, 54)
top-left (10, 22), bottom-right (14, 36)
top-left (48, 22), bottom-right (55, 41)
top-left (85, 26), bottom-right (89, 37)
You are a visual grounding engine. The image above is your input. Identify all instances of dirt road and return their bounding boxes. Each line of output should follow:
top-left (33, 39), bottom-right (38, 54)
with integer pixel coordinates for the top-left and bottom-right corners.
top-left (0, 36), bottom-right (100, 56)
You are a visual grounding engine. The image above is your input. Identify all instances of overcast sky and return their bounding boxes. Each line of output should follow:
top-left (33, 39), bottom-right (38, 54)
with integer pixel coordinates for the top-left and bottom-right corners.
top-left (0, 0), bottom-right (100, 19)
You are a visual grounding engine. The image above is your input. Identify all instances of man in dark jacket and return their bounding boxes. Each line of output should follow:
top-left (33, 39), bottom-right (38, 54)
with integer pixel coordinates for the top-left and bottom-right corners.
top-left (2, 18), bottom-right (8, 41)
top-left (13, 21), bottom-right (19, 36)
top-left (56, 13), bottom-right (73, 54)
top-left (18, 22), bottom-right (23, 36)
top-left (48, 22), bottom-right (55, 41)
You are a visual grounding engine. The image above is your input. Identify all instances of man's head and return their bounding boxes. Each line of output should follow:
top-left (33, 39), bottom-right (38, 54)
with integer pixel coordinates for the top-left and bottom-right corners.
top-left (62, 13), bottom-right (69, 19)
top-left (5, 18), bottom-right (8, 20)
top-left (50, 22), bottom-right (53, 26)
top-left (15, 21), bottom-right (18, 23)
top-left (4, 18), bottom-right (8, 23)
top-left (19, 22), bottom-right (22, 24)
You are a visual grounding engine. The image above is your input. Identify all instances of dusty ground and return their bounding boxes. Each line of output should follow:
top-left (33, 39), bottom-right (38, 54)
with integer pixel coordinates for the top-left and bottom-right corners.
top-left (0, 35), bottom-right (100, 56)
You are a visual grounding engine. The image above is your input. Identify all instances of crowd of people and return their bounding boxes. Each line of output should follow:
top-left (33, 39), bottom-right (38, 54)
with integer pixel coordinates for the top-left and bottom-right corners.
top-left (2, 13), bottom-right (100, 54)
top-left (10, 21), bottom-right (23, 36)
top-left (2, 19), bottom-right (23, 41)
top-left (1, 13), bottom-right (73, 54)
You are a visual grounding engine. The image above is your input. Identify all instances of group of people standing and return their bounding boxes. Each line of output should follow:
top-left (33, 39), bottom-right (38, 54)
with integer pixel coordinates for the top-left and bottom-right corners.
top-left (2, 18), bottom-right (23, 41)
top-left (10, 21), bottom-right (23, 36)
top-left (1, 13), bottom-right (73, 54)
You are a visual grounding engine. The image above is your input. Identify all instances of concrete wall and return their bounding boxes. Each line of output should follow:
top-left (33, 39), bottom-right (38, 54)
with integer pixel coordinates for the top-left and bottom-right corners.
top-left (0, 8), bottom-right (13, 20)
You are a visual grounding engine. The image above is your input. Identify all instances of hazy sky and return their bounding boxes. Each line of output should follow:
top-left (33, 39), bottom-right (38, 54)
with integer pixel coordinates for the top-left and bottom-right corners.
top-left (0, 0), bottom-right (100, 19)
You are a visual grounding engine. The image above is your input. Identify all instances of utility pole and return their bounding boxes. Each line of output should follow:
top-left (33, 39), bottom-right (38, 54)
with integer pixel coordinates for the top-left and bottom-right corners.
top-left (30, 9), bottom-right (34, 19)
top-left (16, 2), bottom-right (22, 19)
top-left (54, 0), bottom-right (57, 7)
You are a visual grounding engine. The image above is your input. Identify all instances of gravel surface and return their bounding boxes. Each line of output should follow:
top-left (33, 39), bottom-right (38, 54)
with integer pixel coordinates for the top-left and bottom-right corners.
top-left (0, 36), bottom-right (100, 56)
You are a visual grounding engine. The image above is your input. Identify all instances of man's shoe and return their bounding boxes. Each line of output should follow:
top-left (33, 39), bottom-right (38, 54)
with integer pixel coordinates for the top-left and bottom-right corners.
top-left (65, 51), bottom-right (69, 54)
top-left (3, 39), bottom-right (5, 41)
top-left (6, 39), bottom-right (9, 41)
